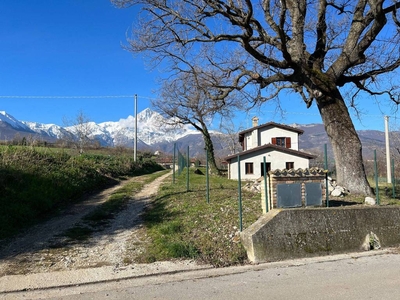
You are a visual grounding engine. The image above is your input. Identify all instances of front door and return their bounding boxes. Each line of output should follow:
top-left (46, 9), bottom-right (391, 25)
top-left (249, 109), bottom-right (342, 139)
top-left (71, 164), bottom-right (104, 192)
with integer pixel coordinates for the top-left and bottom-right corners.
top-left (260, 162), bottom-right (271, 177)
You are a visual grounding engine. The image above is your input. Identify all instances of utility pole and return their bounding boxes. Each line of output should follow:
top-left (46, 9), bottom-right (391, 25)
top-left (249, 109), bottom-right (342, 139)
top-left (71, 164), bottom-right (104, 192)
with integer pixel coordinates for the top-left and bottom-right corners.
top-left (385, 115), bottom-right (391, 184)
top-left (134, 94), bottom-right (138, 162)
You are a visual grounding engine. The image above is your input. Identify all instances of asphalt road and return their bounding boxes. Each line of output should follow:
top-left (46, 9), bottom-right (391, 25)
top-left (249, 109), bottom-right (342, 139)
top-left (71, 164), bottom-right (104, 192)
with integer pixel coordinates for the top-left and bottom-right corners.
top-left (9, 250), bottom-right (400, 300)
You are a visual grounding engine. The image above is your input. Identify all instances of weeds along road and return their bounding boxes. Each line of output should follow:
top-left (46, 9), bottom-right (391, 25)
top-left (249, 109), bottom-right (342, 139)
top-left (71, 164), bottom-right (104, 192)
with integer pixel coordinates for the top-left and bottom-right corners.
top-left (0, 171), bottom-right (173, 276)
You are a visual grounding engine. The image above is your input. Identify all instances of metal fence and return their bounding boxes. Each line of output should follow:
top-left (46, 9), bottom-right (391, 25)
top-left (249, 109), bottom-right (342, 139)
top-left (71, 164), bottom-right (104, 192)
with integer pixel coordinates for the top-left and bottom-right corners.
top-left (323, 147), bottom-right (400, 202)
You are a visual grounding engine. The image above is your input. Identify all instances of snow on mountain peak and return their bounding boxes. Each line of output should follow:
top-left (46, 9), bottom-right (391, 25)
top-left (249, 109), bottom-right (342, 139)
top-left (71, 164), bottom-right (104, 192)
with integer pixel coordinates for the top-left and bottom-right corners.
top-left (2, 108), bottom-right (198, 147)
top-left (0, 111), bottom-right (30, 130)
top-left (138, 107), bottom-right (155, 121)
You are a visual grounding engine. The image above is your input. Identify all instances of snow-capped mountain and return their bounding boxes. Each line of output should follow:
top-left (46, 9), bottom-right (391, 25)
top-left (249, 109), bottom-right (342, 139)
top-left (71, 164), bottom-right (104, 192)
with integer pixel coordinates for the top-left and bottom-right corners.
top-left (1, 108), bottom-right (199, 148)
top-left (84, 108), bottom-right (198, 147)
top-left (23, 121), bottom-right (70, 139)
top-left (0, 111), bottom-right (32, 131)
top-left (0, 109), bottom-right (389, 159)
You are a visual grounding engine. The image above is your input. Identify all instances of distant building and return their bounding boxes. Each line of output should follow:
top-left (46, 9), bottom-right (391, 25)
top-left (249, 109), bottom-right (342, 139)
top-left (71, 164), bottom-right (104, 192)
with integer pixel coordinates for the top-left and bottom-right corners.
top-left (155, 151), bottom-right (199, 169)
top-left (225, 117), bottom-right (315, 180)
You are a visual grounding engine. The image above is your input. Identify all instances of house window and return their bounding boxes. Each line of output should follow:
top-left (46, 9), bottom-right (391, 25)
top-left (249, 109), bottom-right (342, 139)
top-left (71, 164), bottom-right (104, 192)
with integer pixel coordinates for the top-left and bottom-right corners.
top-left (286, 162), bottom-right (294, 169)
top-left (245, 162), bottom-right (254, 174)
top-left (272, 137), bottom-right (292, 148)
top-left (276, 137), bottom-right (286, 147)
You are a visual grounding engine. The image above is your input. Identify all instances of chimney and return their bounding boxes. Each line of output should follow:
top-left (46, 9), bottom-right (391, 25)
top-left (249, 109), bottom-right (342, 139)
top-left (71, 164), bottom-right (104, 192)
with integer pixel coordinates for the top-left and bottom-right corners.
top-left (252, 116), bottom-right (259, 127)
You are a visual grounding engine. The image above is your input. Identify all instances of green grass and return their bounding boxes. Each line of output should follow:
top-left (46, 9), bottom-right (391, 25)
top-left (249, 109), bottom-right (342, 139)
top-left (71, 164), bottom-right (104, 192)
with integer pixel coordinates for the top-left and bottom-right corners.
top-left (0, 145), bottom-right (164, 239)
top-left (367, 177), bottom-right (400, 205)
top-left (134, 168), bottom-right (262, 267)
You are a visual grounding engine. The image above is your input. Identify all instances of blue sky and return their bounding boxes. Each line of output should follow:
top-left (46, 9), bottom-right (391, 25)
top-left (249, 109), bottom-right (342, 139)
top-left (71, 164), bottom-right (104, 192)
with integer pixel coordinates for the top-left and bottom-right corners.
top-left (0, 1), bottom-right (398, 132)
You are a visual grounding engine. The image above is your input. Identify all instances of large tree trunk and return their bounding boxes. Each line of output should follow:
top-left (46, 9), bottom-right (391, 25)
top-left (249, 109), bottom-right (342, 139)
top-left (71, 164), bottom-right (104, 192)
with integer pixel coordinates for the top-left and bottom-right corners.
top-left (201, 125), bottom-right (221, 175)
top-left (316, 88), bottom-right (373, 196)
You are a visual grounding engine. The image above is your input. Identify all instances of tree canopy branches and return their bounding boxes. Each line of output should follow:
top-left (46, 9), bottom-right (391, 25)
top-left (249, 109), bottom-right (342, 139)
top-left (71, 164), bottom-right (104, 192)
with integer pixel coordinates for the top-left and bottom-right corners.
top-left (113, 0), bottom-right (400, 105)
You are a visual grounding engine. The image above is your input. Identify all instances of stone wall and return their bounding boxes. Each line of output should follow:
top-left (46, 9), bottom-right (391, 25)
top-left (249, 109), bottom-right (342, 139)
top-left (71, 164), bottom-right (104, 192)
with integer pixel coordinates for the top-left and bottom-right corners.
top-left (241, 206), bottom-right (400, 263)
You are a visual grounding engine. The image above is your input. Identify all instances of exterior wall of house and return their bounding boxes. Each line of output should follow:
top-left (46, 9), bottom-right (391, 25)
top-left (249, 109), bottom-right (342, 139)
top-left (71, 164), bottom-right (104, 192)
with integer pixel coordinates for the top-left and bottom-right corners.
top-left (252, 130), bottom-right (258, 149)
top-left (228, 148), bottom-right (310, 180)
top-left (243, 132), bottom-right (252, 150)
top-left (243, 127), bottom-right (300, 151)
top-left (259, 127), bottom-right (299, 150)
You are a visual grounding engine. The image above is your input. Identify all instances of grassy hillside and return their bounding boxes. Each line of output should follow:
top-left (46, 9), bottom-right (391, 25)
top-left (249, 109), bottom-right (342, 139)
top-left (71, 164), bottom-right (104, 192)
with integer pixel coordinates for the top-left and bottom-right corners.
top-left (0, 145), bottom-right (163, 239)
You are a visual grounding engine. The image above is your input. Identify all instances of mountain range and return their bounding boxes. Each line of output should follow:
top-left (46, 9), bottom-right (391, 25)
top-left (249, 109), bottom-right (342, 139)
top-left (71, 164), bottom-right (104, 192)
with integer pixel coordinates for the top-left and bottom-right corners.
top-left (0, 109), bottom-right (391, 159)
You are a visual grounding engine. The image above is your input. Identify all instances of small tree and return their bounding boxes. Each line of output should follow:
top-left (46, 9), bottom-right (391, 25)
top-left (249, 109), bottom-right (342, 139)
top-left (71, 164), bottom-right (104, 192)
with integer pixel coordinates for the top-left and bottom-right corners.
top-left (154, 64), bottom-right (242, 174)
top-left (63, 111), bottom-right (95, 154)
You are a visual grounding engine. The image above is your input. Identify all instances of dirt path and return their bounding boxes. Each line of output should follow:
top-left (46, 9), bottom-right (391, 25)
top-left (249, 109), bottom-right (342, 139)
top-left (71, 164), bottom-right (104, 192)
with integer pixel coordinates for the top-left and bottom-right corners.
top-left (0, 171), bottom-right (172, 276)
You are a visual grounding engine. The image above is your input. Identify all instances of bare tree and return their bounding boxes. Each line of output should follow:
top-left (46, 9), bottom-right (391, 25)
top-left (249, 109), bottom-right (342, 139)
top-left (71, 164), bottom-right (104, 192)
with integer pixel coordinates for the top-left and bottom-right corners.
top-left (154, 64), bottom-right (242, 174)
top-left (63, 111), bottom-right (95, 154)
top-left (216, 117), bottom-right (243, 156)
top-left (113, 0), bottom-right (400, 195)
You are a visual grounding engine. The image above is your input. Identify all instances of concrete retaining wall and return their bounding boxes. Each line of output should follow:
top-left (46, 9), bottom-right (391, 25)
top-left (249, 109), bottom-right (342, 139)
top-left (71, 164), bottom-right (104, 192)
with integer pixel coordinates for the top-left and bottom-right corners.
top-left (241, 207), bottom-right (400, 262)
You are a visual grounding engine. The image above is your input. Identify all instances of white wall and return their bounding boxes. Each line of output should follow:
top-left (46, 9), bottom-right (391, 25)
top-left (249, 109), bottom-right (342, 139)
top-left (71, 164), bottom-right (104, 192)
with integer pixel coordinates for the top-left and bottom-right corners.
top-left (259, 127), bottom-right (300, 150)
top-left (228, 148), bottom-right (310, 180)
top-left (252, 129), bottom-right (259, 148)
top-left (244, 132), bottom-right (252, 150)
top-left (244, 127), bottom-right (300, 151)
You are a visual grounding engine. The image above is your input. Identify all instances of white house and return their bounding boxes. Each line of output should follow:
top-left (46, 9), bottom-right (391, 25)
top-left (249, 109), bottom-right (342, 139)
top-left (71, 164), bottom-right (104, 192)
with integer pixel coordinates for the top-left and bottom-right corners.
top-left (225, 117), bottom-right (315, 180)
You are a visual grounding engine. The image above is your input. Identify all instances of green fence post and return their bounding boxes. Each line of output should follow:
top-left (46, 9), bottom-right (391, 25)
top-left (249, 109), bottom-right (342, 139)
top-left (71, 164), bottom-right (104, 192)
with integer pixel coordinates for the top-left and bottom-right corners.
top-left (186, 146), bottom-right (190, 192)
top-left (392, 158), bottom-right (396, 199)
top-left (324, 144), bottom-right (329, 207)
top-left (206, 150), bottom-right (210, 204)
top-left (263, 156), bottom-right (269, 213)
top-left (374, 150), bottom-right (380, 205)
top-left (237, 155), bottom-right (243, 232)
top-left (173, 143), bottom-right (176, 184)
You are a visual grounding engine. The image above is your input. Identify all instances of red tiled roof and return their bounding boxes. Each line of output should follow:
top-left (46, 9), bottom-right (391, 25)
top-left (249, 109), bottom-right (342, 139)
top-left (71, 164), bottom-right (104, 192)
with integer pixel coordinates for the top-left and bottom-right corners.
top-left (238, 121), bottom-right (304, 136)
top-left (224, 143), bottom-right (316, 161)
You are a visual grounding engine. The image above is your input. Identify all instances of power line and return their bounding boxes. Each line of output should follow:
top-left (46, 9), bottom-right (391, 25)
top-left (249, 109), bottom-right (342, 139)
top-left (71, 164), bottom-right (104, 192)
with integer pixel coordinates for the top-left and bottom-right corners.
top-left (0, 94), bottom-right (396, 119)
top-left (0, 95), bottom-right (134, 99)
top-left (135, 95), bottom-right (159, 101)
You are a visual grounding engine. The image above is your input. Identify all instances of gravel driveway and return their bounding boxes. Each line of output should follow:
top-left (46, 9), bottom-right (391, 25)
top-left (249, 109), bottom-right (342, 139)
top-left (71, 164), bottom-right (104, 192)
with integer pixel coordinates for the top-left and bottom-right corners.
top-left (0, 171), bottom-right (172, 276)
